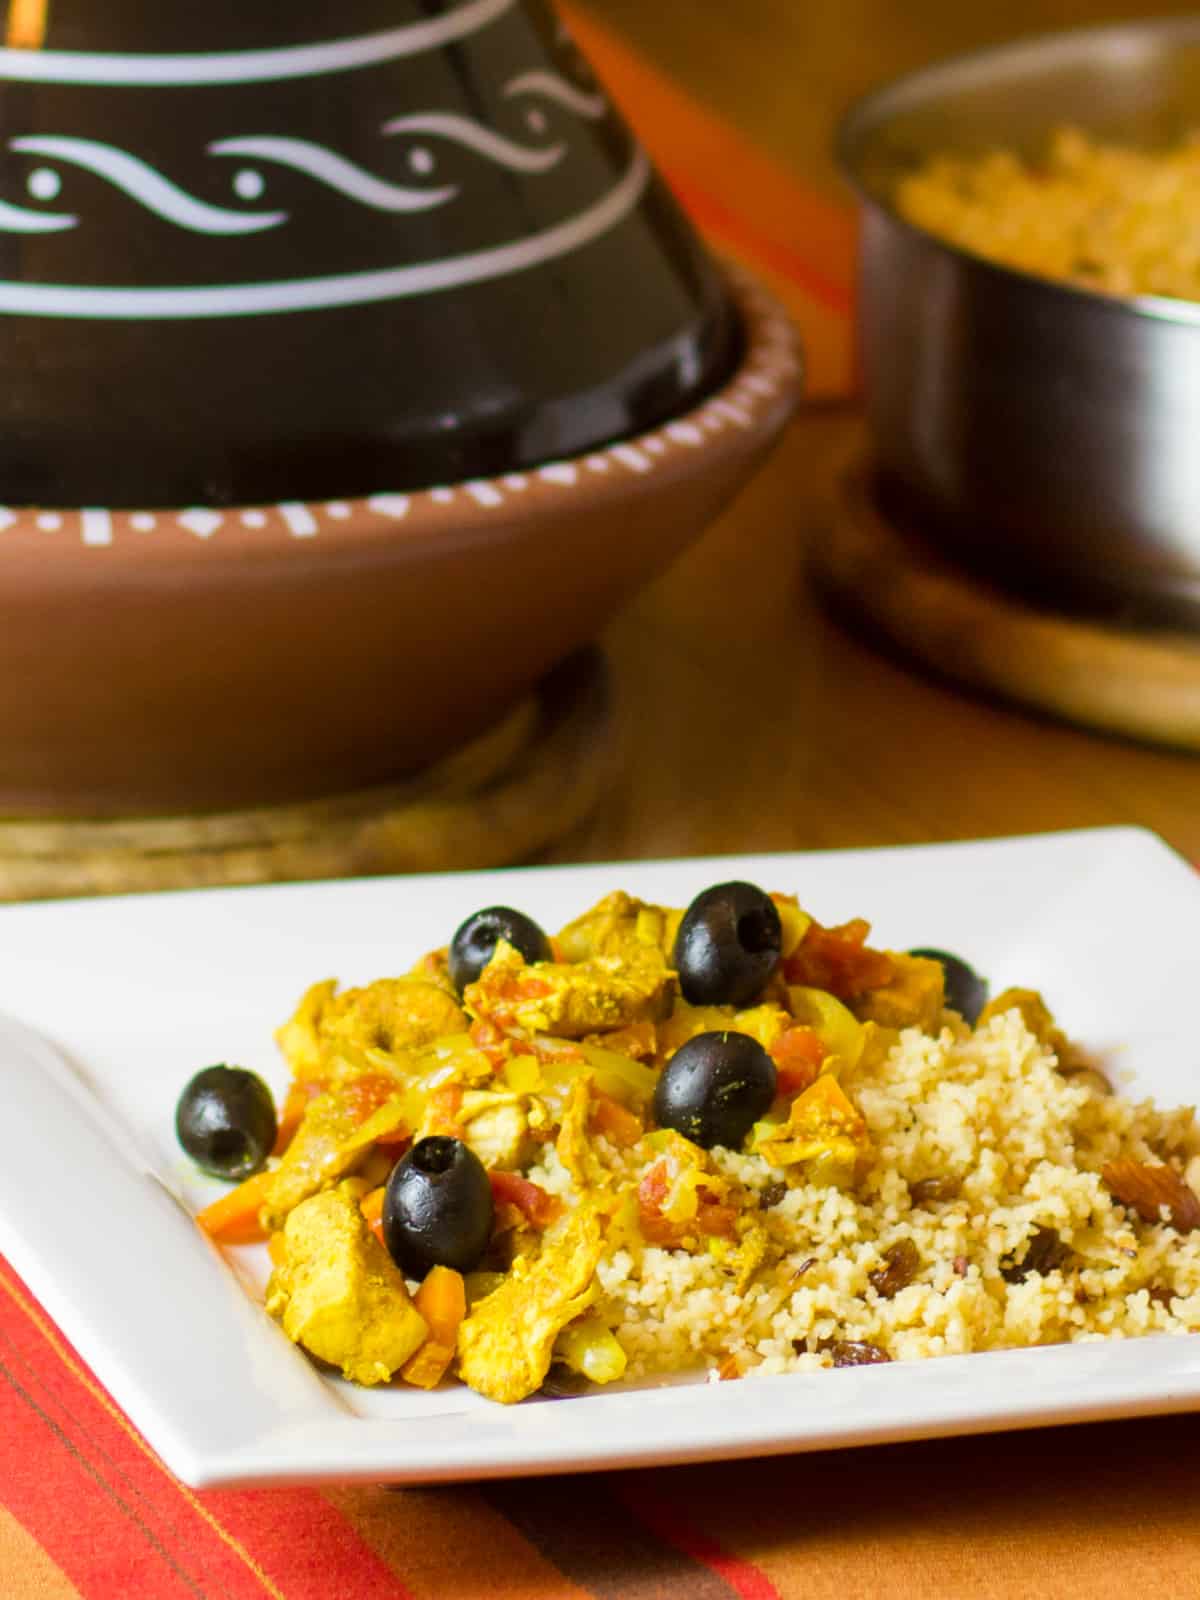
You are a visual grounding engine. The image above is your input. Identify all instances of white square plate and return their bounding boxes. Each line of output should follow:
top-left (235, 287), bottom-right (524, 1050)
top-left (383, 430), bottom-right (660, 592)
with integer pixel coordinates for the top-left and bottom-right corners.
top-left (2, 827), bottom-right (1199, 1489)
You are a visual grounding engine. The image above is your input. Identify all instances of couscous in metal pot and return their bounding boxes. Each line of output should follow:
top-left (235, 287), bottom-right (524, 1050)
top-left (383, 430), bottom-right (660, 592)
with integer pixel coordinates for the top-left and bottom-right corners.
top-left (838, 17), bottom-right (1200, 628)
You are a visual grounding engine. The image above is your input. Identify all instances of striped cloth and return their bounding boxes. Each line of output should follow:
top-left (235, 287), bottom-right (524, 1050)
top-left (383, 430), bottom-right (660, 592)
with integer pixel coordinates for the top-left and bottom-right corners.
top-left (0, 13), bottom-right (881, 1600)
top-left (6, 1245), bottom-right (1200, 1598)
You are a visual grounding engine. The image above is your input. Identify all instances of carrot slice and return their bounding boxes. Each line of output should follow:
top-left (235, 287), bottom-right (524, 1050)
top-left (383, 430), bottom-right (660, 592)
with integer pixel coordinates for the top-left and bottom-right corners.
top-left (271, 1079), bottom-right (325, 1156)
top-left (400, 1266), bottom-right (467, 1390)
top-left (360, 1185), bottom-right (387, 1248)
top-left (195, 1168), bottom-right (275, 1244)
top-left (415, 1265), bottom-right (467, 1344)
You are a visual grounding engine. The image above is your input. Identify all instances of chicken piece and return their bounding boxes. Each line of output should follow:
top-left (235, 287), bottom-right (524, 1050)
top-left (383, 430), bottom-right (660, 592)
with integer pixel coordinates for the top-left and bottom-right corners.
top-left (265, 1183), bottom-right (426, 1386)
top-left (260, 1081), bottom-right (400, 1230)
top-left (453, 1090), bottom-right (529, 1171)
top-left (555, 891), bottom-right (681, 964)
top-left (465, 942), bottom-right (676, 1039)
top-left (275, 980), bottom-right (338, 1081)
top-left (580, 1020), bottom-right (658, 1062)
top-left (657, 1002), bottom-right (791, 1063)
top-left (408, 945), bottom-right (456, 994)
top-left (321, 978), bottom-right (467, 1060)
top-left (852, 953), bottom-right (944, 1032)
top-left (556, 1076), bottom-right (606, 1187)
top-left (753, 1074), bottom-right (872, 1187)
top-left (276, 974), bottom-right (468, 1086)
top-left (456, 1205), bottom-right (605, 1403)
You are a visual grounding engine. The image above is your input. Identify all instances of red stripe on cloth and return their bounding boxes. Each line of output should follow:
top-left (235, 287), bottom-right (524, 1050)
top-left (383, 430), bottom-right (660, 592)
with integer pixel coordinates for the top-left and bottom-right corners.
top-left (0, 1262), bottom-right (295, 1597)
top-left (0, 1347), bottom-right (206, 1600)
top-left (0, 1258), bottom-right (413, 1600)
top-left (197, 1490), bottom-right (419, 1600)
top-left (612, 1479), bottom-right (783, 1600)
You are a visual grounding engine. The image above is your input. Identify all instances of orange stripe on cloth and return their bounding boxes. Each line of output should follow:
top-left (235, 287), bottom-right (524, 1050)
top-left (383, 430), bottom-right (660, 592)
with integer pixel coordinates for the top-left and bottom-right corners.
top-left (324, 1484), bottom-right (594, 1600)
top-left (0, 1260), bottom-right (412, 1600)
top-left (0, 1502), bottom-right (82, 1600)
top-left (559, 2), bottom-right (857, 400)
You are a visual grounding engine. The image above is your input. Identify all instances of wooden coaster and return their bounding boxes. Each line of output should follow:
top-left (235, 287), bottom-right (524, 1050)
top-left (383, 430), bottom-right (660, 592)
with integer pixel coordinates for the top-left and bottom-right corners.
top-left (0, 650), bottom-right (618, 902)
top-left (811, 461), bottom-right (1200, 751)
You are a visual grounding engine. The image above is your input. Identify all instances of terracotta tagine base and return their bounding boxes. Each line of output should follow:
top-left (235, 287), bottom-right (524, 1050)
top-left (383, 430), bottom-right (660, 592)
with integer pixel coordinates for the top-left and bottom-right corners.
top-left (0, 650), bottom-right (616, 902)
top-left (2, 266), bottom-right (799, 817)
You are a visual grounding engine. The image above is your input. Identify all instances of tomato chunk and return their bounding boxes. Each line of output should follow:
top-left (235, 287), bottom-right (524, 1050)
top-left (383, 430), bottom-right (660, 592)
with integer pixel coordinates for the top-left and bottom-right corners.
top-left (340, 1073), bottom-right (402, 1125)
top-left (770, 1026), bottom-right (827, 1097)
top-left (488, 1169), bottom-right (563, 1229)
top-left (783, 918), bottom-right (894, 1000)
top-left (589, 1092), bottom-right (644, 1148)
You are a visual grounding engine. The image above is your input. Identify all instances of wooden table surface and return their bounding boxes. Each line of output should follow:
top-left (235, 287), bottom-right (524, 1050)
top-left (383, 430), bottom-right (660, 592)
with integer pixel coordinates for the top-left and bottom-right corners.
top-left (550, 0), bottom-right (1200, 868)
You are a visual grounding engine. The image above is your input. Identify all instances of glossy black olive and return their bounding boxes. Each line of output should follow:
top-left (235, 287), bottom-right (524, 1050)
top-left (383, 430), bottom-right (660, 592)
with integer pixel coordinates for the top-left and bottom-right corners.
top-left (175, 1064), bottom-right (277, 1180)
top-left (447, 906), bottom-right (552, 993)
top-left (653, 1030), bottom-right (777, 1150)
top-left (672, 881), bottom-right (782, 1007)
top-left (908, 947), bottom-right (990, 1025)
top-left (382, 1136), bottom-right (494, 1277)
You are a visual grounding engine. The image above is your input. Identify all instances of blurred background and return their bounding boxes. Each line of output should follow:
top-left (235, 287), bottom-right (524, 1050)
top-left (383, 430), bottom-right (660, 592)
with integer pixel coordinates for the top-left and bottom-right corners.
top-left (534, 0), bottom-right (1200, 866)
top-left (586, 0), bottom-right (1200, 200)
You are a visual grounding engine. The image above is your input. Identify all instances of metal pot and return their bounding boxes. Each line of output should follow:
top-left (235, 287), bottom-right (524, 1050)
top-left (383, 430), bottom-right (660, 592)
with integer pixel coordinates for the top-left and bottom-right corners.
top-left (837, 17), bottom-right (1200, 627)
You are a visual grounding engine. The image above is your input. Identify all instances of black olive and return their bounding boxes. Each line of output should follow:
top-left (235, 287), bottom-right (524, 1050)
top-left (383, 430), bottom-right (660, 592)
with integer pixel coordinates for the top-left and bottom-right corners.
top-left (447, 905), bottom-right (552, 993)
top-left (382, 1136), bottom-right (494, 1277)
top-left (908, 947), bottom-right (989, 1024)
top-left (653, 1030), bottom-right (777, 1150)
top-left (672, 881), bottom-right (783, 1006)
top-left (175, 1064), bottom-right (277, 1180)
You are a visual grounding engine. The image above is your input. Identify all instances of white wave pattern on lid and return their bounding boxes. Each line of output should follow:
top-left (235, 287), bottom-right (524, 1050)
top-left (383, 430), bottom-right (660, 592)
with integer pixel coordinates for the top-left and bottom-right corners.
top-left (0, 145), bottom-right (651, 317)
top-left (0, 0), bottom-right (518, 84)
top-left (503, 71), bottom-right (606, 120)
top-left (5, 67), bottom-right (599, 240)
top-left (380, 114), bottom-right (565, 175)
top-left (209, 137), bottom-right (458, 214)
top-left (11, 137), bottom-right (287, 234)
top-left (0, 193), bottom-right (77, 232)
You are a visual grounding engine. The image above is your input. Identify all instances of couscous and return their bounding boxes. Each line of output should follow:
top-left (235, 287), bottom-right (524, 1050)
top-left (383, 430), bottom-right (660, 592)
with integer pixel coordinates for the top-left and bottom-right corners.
top-left (896, 126), bottom-right (1200, 301)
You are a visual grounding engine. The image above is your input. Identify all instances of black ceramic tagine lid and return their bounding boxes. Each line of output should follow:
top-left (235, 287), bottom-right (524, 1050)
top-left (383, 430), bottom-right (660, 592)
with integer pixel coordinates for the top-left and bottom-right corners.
top-left (0, 0), bottom-right (740, 506)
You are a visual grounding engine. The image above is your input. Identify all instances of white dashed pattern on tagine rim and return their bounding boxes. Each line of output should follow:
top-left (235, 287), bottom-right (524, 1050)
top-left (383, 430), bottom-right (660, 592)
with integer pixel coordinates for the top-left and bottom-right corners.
top-left (0, 267), bottom-right (799, 547)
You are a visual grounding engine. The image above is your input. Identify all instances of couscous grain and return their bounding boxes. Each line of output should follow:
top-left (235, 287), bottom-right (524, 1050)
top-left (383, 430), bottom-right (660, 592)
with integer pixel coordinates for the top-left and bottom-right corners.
top-left (896, 126), bottom-right (1200, 301)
